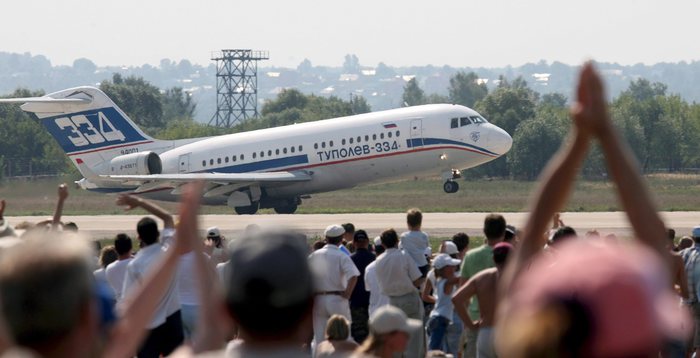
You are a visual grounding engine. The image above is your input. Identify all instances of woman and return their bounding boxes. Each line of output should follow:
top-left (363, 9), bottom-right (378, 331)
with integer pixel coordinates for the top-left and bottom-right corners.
top-left (354, 305), bottom-right (421, 358)
top-left (316, 315), bottom-right (358, 357)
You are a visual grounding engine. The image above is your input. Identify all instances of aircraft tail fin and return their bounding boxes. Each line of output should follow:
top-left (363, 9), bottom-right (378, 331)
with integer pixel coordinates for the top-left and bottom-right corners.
top-left (0, 86), bottom-right (162, 176)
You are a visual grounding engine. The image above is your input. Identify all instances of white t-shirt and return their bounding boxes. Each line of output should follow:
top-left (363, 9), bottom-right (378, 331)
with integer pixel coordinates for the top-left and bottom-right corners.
top-left (365, 260), bottom-right (390, 317)
top-left (399, 230), bottom-right (429, 267)
top-left (308, 244), bottom-right (360, 292)
top-left (177, 251), bottom-right (210, 306)
top-left (374, 248), bottom-right (422, 297)
top-left (216, 261), bottom-right (228, 283)
top-left (122, 228), bottom-right (180, 329)
top-left (105, 258), bottom-right (132, 301)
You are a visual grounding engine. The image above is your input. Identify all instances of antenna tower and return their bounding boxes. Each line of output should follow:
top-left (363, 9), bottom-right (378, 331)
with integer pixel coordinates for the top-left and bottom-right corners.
top-left (209, 49), bottom-right (269, 127)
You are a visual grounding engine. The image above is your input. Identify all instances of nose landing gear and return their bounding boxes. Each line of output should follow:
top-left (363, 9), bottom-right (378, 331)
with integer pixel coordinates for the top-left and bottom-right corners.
top-left (442, 169), bottom-right (461, 194)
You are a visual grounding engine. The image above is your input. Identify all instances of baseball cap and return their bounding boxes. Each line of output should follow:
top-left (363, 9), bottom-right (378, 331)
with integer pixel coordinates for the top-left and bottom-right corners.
top-left (374, 237), bottom-right (382, 246)
top-left (324, 224), bottom-right (345, 239)
top-left (370, 305), bottom-right (423, 335)
top-left (353, 230), bottom-right (369, 241)
top-left (206, 226), bottom-right (221, 238)
top-left (225, 230), bottom-right (313, 308)
top-left (433, 253), bottom-right (461, 269)
top-left (442, 240), bottom-right (459, 255)
top-left (507, 240), bottom-right (690, 356)
top-left (692, 226), bottom-right (700, 239)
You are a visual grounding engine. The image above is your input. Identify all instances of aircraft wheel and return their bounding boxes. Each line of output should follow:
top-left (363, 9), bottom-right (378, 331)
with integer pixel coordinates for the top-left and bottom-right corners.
top-left (234, 201), bottom-right (260, 215)
top-left (443, 180), bottom-right (459, 194)
top-left (274, 202), bottom-right (298, 214)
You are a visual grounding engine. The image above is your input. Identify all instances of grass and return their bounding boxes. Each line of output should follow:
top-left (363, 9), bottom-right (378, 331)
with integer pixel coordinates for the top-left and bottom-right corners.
top-left (1, 173), bottom-right (700, 216)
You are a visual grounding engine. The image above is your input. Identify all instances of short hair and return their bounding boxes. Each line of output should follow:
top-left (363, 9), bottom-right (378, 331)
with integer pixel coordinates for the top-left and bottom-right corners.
top-left (312, 240), bottom-right (326, 251)
top-left (325, 314), bottom-right (350, 340)
top-left (354, 230), bottom-right (369, 242)
top-left (0, 234), bottom-right (94, 349)
top-left (98, 245), bottom-right (118, 269)
top-left (137, 217), bottom-right (159, 245)
top-left (406, 208), bottom-right (423, 228)
top-left (483, 214), bottom-right (506, 241)
top-left (493, 245), bottom-right (512, 265)
top-left (342, 223), bottom-right (355, 234)
top-left (114, 233), bottom-right (133, 256)
top-left (551, 226), bottom-right (577, 244)
top-left (451, 232), bottom-right (470, 252)
top-left (380, 229), bottom-right (399, 248)
top-left (327, 235), bottom-right (343, 246)
top-left (63, 222), bottom-right (78, 232)
top-left (375, 244), bottom-right (385, 255)
top-left (667, 228), bottom-right (676, 242)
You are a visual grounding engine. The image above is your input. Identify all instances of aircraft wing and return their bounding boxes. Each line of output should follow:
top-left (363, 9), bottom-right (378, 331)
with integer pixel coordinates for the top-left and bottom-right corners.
top-left (101, 171), bottom-right (312, 196)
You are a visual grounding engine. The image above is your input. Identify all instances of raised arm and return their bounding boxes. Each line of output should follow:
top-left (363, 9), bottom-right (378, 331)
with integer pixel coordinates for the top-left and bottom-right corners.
top-left (452, 275), bottom-right (480, 331)
top-left (51, 184), bottom-right (69, 230)
top-left (104, 183), bottom-right (202, 358)
top-left (117, 194), bottom-right (175, 229)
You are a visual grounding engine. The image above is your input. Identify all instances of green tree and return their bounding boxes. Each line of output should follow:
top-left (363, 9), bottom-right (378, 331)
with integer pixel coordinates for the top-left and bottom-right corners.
top-left (343, 54), bottom-right (361, 74)
top-left (508, 116), bottom-right (566, 180)
top-left (402, 78), bottom-right (426, 106)
top-left (448, 72), bottom-right (488, 107)
top-left (261, 89), bottom-right (308, 116)
top-left (100, 74), bottom-right (164, 132)
top-left (162, 87), bottom-right (196, 122)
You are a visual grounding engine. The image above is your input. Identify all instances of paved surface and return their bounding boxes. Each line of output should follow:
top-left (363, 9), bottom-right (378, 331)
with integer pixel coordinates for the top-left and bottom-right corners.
top-left (8, 211), bottom-right (700, 239)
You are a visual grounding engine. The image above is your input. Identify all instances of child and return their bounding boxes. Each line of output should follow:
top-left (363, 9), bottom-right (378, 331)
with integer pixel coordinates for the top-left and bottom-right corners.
top-left (399, 208), bottom-right (430, 275)
top-left (426, 254), bottom-right (461, 352)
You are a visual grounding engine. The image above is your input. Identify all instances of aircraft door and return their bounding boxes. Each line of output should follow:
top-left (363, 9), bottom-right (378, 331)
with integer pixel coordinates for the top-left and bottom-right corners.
top-left (410, 119), bottom-right (423, 147)
top-left (178, 153), bottom-right (191, 173)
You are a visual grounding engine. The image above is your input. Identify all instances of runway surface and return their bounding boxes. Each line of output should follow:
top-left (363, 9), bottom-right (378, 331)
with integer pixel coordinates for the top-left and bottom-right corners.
top-left (8, 211), bottom-right (700, 240)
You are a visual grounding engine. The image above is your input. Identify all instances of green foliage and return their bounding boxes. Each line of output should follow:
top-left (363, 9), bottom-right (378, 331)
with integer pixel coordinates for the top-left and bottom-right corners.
top-left (402, 78), bottom-right (426, 106)
top-left (508, 116), bottom-right (566, 180)
top-left (158, 120), bottom-right (230, 140)
top-left (162, 87), bottom-right (196, 122)
top-left (448, 72), bottom-right (488, 107)
top-left (100, 74), bottom-right (164, 133)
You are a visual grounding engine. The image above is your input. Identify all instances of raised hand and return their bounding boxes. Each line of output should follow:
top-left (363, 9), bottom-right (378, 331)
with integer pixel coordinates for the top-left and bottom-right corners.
top-left (57, 183), bottom-right (69, 201)
top-left (571, 62), bottom-right (610, 136)
top-left (116, 194), bottom-right (140, 211)
top-left (173, 181), bottom-right (204, 256)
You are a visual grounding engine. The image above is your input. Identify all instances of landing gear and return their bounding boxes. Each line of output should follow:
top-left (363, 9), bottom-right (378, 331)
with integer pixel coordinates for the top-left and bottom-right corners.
top-left (234, 201), bottom-right (259, 215)
top-left (274, 202), bottom-right (298, 214)
top-left (443, 180), bottom-right (459, 194)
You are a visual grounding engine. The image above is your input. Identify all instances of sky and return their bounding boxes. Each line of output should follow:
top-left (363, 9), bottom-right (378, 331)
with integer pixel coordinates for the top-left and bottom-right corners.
top-left (2, 0), bottom-right (699, 69)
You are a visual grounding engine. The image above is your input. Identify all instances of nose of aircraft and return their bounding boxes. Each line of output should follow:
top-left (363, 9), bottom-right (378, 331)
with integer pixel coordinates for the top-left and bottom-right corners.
top-left (488, 126), bottom-right (513, 155)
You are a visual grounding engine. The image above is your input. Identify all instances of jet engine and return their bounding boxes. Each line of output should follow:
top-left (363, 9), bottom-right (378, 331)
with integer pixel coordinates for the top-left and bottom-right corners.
top-left (108, 151), bottom-right (162, 175)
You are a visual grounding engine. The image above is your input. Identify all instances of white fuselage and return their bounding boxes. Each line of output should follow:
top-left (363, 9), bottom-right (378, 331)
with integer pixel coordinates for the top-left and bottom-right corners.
top-left (140, 104), bottom-right (512, 205)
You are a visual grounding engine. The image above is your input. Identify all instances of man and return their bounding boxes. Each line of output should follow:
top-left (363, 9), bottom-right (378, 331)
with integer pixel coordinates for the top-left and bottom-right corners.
top-left (308, 224), bottom-right (360, 350)
top-left (453, 242), bottom-right (513, 358)
top-left (666, 229), bottom-right (688, 299)
top-left (349, 229), bottom-right (375, 343)
top-left (365, 237), bottom-right (390, 317)
top-left (221, 230), bottom-right (316, 357)
top-left (399, 208), bottom-right (430, 275)
top-left (458, 213), bottom-right (506, 358)
top-left (451, 232), bottom-right (470, 259)
top-left (682, 226), bottom-right (700, 355)
top-left (205, 227), bottom-right (227, 265)
top-left (105, 233), bottom-right (133, 301)
top-left (341, 223), bottom-right (355, 255)
top-left (375, 228), bottom-right (425, 358)
top-left (119, 194), bottom-right (183, 358)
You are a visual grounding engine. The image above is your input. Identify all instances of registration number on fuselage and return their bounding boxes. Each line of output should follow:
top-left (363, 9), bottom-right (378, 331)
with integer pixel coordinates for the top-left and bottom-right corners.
top-left (316, 141), bottom-right (400, 162)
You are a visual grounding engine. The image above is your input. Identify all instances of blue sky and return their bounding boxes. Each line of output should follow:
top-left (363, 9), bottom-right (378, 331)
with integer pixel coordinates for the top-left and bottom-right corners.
top-left (3, 0), bottom-right (698, 68)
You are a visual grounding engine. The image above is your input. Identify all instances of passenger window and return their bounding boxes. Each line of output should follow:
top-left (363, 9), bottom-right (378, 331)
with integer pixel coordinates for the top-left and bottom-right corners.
top-left (373, 134), bottom-right (377, 140)
top-left (283, 147), bottom-right (288, 154)
top-left (202, 160), bottom-right (206, 167)
top-left (291, 146), bottom-right (295, 153)
top-left (233, 155), bottom-right (237, 162)
top-left (380, 133), bottom-right (384, 139)
top-left (460, 117), bottom-right (471, 126)
top-left (322, 142), bottom-right (326, 148)
top-left (342, 139), bottom-right (346, 145)
top-left (299, 145), bottom-right (303, 151)
top-left (388, 132), bottom-right (392, 138)
top-left (276, 149), bottom-right (280, 155)
top-left (225, 157), bottom-right (229, 163)
top-left (357, 136), bottom-right (361, 143)
top-left (330, 140), bottom-right (334, 147)
top-left (451, 118), bottom-right (459, 128)
top-left (252, 152), bottom-right (256, 159)
top-left (365, 135), bottom-right (369, 141)
top-left (240, 154), bottom-right (244, 161)
top-left (210, 159), bottom-right (214, 165)
top-left (268, 150), bottom-right (272, 156)
top-left (314, 143), bottom-right (318, 150)
top-left (349, 137), bottom-right (354, 144)
top-left (396, 130), bottom-right (400, 137)
top-left (260, 151), bottom-right (265, 158)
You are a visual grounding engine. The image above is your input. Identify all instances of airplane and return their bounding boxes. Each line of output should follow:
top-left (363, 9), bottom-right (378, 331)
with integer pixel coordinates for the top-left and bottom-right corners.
top-left (0, 87), bottom-right (512, 214)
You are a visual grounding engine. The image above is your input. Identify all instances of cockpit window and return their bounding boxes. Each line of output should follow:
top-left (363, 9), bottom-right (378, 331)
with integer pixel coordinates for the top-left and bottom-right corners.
top-left (470, 115), bottom-right (488, 124)
top-left (450, 118), bottom-right (458, 128)
top-left (460, 117), bottom-right (471, 126)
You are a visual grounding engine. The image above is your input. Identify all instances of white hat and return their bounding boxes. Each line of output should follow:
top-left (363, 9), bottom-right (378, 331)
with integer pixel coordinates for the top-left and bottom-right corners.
top-left (370, 305), bottom-right (423, 335)
top-left (433, 253), bottom-right (461, 269)
top-left (443, 241), bottom-right (459, 255)
top-left (374, 236), bottom-right (382, 246)
top-left (324, 224), bottom-right (345, 239)
top-left (424, 246), bottom-right (432, 257)
top-left (207, 226), bottom-right (221, 238)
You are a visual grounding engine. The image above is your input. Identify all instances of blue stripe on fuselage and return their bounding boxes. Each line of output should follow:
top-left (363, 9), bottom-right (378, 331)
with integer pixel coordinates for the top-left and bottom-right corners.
top-left (406, 138), bottom-right (497, 156)
top-left (203, 154), bottom-right (309, 173)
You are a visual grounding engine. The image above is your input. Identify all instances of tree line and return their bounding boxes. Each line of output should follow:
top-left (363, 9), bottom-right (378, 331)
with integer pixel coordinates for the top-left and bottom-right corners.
top-left (1, 72), bottom-right (699, 181)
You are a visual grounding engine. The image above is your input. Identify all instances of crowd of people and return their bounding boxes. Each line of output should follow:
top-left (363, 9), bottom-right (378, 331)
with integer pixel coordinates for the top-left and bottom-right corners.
top-left (0, 63), bottom-right (696, 358)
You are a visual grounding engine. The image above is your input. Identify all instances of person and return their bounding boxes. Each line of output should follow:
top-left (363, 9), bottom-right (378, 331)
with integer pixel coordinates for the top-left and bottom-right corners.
top-left (451, 233), bottom-right (470, 259)
top-left (549, 225), bottom-right (577, 246)
top-left (399, 208), bottom-right (430, 276)
top-left (0, 200), bottom-right (16, 238)
top-left (0, 182), bottom-right (207, 358)
top-left (681, 226), bottom-right (700, 356)
top-left (94, 245), bottom-right (119, 298)
top-left (205, 227), bottom-right (227, 265)
top-left (458, 213), bottom-right (506, 358)
top-left (342, 223), bottom-right (356, 255)
top-left (350, 230), bottom-right (376, 343)
top-left (679, 236), bottom-right (694, 251)
top-left (374, 228), bottom-right (425, 358)
top-left (439, 240), bottom-right (459, 258)
top-left (316, 315), bottom-right (359, 357)
top-left (354, 305), bottom-right (422, 358)
top-left (365, 237), bottom-right (390, 317)
top-left (666, 229), bottom-right (688, 300)
top-left (497, 63), bottom-right (690, 357)
top-left (452, 242), bottom-right (512, 358)
top-left (119, 194), bottom-right (183, 358)
top-left (309, 224), bottom-right (360, 351)
top-left (425, 254), bottom-right (461, 353)
top-left (177, 248), bottom-right (211, 341)
top-left (105, 233), bottom-right (134, 302)
top-left (504, 225), bottom-right (517, 244)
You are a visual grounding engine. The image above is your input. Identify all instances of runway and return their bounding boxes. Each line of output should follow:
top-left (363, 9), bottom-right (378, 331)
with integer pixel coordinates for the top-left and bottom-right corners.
top-left (7, 211), bottom-right (700, 240)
